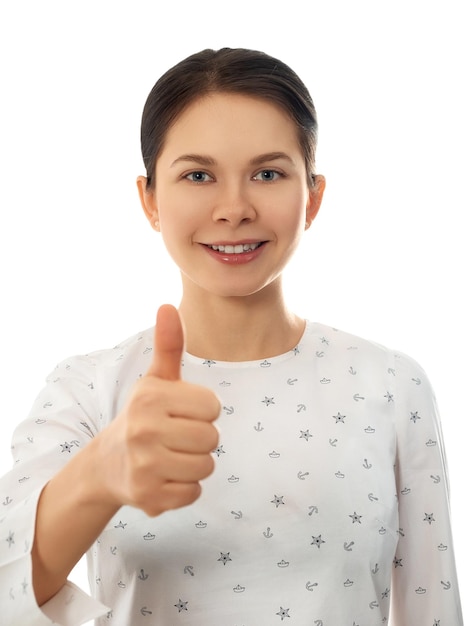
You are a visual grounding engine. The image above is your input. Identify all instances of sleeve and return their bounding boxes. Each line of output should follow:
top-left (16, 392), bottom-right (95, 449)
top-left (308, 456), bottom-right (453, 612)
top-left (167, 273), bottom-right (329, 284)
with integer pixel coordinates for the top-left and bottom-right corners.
top-left (0, 355), bottom-right (110, 625)
top-left (391, 351), bottom-right (463, 624)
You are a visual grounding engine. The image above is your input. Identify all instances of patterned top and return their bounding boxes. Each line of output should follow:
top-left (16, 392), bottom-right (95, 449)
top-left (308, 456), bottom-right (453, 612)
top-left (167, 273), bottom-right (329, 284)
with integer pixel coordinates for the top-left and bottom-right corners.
top-left (0, 320), bottom-right (463, 625)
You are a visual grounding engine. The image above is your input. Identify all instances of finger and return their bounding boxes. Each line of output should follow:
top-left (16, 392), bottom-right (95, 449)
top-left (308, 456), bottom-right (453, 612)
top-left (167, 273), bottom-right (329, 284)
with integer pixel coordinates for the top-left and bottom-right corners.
top-left (147, 304), bottom-right (184, 380)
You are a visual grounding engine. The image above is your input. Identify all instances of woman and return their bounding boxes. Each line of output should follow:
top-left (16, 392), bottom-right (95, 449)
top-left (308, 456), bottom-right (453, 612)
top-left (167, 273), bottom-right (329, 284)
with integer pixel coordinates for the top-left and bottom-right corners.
top-left (0, 48), bottom-right (463, 624)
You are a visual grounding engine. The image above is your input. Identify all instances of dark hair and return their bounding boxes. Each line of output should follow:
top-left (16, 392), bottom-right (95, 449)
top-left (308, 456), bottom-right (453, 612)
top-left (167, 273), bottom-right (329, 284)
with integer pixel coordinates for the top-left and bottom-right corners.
top-left (141, 47), bottom-right (318, 189)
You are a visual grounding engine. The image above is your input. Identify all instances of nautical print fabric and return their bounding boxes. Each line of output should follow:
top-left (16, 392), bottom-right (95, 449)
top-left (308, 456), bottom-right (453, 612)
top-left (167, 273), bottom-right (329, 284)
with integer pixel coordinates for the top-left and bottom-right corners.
top-left (0, 321), bottom-right (463, 624)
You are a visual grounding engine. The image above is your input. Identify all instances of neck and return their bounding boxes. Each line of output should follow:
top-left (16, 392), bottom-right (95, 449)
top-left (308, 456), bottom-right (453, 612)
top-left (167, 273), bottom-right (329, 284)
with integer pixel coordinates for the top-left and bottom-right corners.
top-left (178, 281), bottom-right (305, 362)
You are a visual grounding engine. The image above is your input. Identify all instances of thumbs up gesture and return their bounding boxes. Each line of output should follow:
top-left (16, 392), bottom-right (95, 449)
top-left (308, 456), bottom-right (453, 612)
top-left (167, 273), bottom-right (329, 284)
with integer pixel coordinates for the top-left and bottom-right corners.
top-left (97, 305), bottom-right (220, 517)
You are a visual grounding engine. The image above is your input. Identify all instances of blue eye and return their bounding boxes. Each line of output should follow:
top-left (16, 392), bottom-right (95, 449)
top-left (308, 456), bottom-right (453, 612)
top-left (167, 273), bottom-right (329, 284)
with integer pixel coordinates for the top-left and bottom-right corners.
top-left (253, 169), bottom-right (282, 182)
top-left (185, 171), bottom-right (212, 183)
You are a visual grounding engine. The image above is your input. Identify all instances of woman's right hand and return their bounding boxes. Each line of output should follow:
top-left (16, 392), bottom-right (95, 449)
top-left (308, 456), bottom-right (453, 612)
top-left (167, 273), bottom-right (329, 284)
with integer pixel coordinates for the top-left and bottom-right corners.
top-left (93, 304), bottom-right (221, 517)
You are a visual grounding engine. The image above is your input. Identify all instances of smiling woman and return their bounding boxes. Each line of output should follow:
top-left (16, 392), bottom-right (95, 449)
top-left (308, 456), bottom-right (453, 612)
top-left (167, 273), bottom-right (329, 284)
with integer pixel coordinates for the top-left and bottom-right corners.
top-left (137, 92), bottom-right (323, 318)
top-left (0, 47), bottom-right (463, 625)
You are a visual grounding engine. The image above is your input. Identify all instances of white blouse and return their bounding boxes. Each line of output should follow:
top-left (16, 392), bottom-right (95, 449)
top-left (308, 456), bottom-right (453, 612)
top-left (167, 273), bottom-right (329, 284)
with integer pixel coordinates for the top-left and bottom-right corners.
top-left (0, 320), bottom-right (463, 625)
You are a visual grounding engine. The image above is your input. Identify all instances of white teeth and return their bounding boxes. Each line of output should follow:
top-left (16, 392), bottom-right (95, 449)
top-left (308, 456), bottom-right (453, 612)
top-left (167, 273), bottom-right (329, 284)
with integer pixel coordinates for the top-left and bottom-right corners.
top-left (209, 243), bottom-right (261, 253)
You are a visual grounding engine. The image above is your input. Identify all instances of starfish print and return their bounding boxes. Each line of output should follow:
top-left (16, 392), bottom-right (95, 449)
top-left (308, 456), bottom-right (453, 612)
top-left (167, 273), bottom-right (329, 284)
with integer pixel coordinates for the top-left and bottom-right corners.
top-left (382, 587), bottom-right (390, 598)
top-left (276, 607), bottom-right (291, 620)
top-left (299, 429), bottom-right (312, 441)
top-left (333, 412), bottom-right (345, 423)
top-left (423, 512), bottom-right (435, 524)
top-left (349, 511), bottom-right (362, 524)
top-left (384, 391), bottom-right (394, 402)
top-left (6, 531), bottom-right (14, 548)
top-left (271, 495), bottom-right (285, 507)
top-left (292, 346), bottom-right (300, 355)
top-left (218, 552), bottom-right (232, 565)
top-left (262, 396), bottom-right (275, 406)
top-left (320, 336), bottom-right (329, 345)
top-left (174, 599), bottom-right (188, 612)
top-left (311, 534), bottom-right (325, 548)
top-left (410, 411), bottom-right (421, 423)
top-left (60, 442), bottom-right (73, 453)
top-left (21, 579), bottom-right (28, 594)
top-left (393, 557), bottom-right (403, 567)
top-left (202, 359), bottom-right (216, 367)
top-left (212, 445), bottom-right (226, 457)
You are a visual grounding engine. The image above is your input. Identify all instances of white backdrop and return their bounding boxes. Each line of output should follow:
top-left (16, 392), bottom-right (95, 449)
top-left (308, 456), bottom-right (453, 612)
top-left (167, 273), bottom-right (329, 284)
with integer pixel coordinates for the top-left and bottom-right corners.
top-left (0, 1), bottom-right (467, 623)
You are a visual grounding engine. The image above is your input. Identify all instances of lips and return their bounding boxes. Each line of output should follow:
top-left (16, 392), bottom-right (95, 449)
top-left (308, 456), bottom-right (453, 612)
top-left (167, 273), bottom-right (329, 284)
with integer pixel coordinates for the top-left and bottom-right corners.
top-left (205, 242), bottom-right (264, 254)
top-left (201, 240), bottom-right (267, 265)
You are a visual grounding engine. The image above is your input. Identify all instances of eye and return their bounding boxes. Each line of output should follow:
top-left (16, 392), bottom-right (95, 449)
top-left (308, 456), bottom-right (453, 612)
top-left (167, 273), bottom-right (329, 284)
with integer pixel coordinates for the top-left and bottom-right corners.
top-left (253, 169), bottom-right (283, 182)
top-left (185, 171), bottom-right (213, 183)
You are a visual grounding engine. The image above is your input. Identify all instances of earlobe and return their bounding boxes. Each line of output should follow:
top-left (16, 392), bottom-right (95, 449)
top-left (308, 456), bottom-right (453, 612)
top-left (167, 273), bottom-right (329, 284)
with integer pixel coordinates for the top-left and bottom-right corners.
top-left (305, 174), bottom-right (326, 230)
top-left (136, 175), bottom-right (159, 231)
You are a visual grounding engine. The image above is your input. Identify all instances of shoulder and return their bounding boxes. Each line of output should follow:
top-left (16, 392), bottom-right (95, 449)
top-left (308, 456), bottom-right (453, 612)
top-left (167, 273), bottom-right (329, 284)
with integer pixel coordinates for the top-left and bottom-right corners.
top-left (304, 320), bottom-right (430, 385)
top-left (47, 326), bottom-right (155, 382)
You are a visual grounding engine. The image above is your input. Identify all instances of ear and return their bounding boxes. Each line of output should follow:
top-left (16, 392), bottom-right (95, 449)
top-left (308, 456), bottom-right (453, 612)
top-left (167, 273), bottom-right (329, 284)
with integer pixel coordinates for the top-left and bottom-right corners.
top-left (305, 174), bottom-right (326, 230)
top-left (136, 175), bottom-right (160, 231)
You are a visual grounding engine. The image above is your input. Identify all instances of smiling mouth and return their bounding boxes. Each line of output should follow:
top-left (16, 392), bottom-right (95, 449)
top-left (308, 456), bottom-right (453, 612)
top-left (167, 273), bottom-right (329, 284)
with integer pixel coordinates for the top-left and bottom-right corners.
top-left (205, 242), bottom-right (264, 254)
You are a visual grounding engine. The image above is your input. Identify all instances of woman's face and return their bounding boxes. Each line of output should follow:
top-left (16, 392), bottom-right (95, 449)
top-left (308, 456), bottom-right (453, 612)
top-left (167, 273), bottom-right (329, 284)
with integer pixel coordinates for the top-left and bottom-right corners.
top-left (138, 92), bottom-right (325, 300)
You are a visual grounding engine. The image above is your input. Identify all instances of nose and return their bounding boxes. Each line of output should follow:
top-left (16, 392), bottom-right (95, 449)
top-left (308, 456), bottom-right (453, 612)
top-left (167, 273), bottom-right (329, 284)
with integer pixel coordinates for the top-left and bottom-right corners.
top-left (212, 181), bottom-right (256, 226)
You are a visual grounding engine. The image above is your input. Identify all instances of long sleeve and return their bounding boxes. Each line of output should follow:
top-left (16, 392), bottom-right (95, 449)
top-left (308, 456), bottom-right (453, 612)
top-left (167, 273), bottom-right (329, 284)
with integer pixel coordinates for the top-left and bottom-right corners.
top-left (391, 352), bottom-right (463, 624)
top-left (0, 355), bottom-right (109, 625)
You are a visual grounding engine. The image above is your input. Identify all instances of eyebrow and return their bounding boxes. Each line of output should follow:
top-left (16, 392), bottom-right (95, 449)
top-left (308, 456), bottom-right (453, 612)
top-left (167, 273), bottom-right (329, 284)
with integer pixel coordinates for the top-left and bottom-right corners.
top-left (170, 151), bottom-right (296, 168)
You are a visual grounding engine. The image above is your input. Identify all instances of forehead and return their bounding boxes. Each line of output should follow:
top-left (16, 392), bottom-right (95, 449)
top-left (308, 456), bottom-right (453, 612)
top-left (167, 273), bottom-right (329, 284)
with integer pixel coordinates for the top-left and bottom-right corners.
top-left (159, 92), bottom-right (302, 163)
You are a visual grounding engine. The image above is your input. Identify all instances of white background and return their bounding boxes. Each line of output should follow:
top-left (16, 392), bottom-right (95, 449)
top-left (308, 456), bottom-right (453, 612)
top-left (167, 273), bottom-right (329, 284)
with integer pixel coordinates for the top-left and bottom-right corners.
top-left (0, 1), bottom-right (467, 623)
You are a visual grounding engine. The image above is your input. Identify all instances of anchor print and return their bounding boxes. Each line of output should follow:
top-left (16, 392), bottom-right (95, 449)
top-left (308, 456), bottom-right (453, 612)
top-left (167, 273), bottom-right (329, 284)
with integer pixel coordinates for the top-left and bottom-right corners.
top-left (263, 527), bottom-right (274, 538)
top-left (184, 565), bottom-right (194, 576)
top-left (306, 581), bottom-right (318, 591)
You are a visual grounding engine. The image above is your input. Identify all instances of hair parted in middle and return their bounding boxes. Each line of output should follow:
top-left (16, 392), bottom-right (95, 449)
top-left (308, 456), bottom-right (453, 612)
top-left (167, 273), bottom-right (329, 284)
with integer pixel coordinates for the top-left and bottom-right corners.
top-left (141, 47), bottom-right (319, 190)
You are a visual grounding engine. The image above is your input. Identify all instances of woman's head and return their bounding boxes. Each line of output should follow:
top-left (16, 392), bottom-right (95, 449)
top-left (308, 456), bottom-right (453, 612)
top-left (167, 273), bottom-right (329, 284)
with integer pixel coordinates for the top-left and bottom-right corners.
top-left (141, 48), bottom-right (318, 190)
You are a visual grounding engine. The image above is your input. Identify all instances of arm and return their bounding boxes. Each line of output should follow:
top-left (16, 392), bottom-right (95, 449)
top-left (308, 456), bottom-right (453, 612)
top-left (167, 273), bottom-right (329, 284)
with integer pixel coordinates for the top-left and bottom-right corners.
top-left (31, 436), bottom-right (120, 606)
top-left (0, 302), bottom-right (220, 625)
top-left (24, 306), bottom-right (219, 615)
top-left (391, 352), bottom-right (463, 624)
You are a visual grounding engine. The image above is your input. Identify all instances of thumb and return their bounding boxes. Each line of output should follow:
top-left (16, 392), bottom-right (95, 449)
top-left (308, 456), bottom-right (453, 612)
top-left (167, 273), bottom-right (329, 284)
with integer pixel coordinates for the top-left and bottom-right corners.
top-left (147, 304), bottom-right (184, 380)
